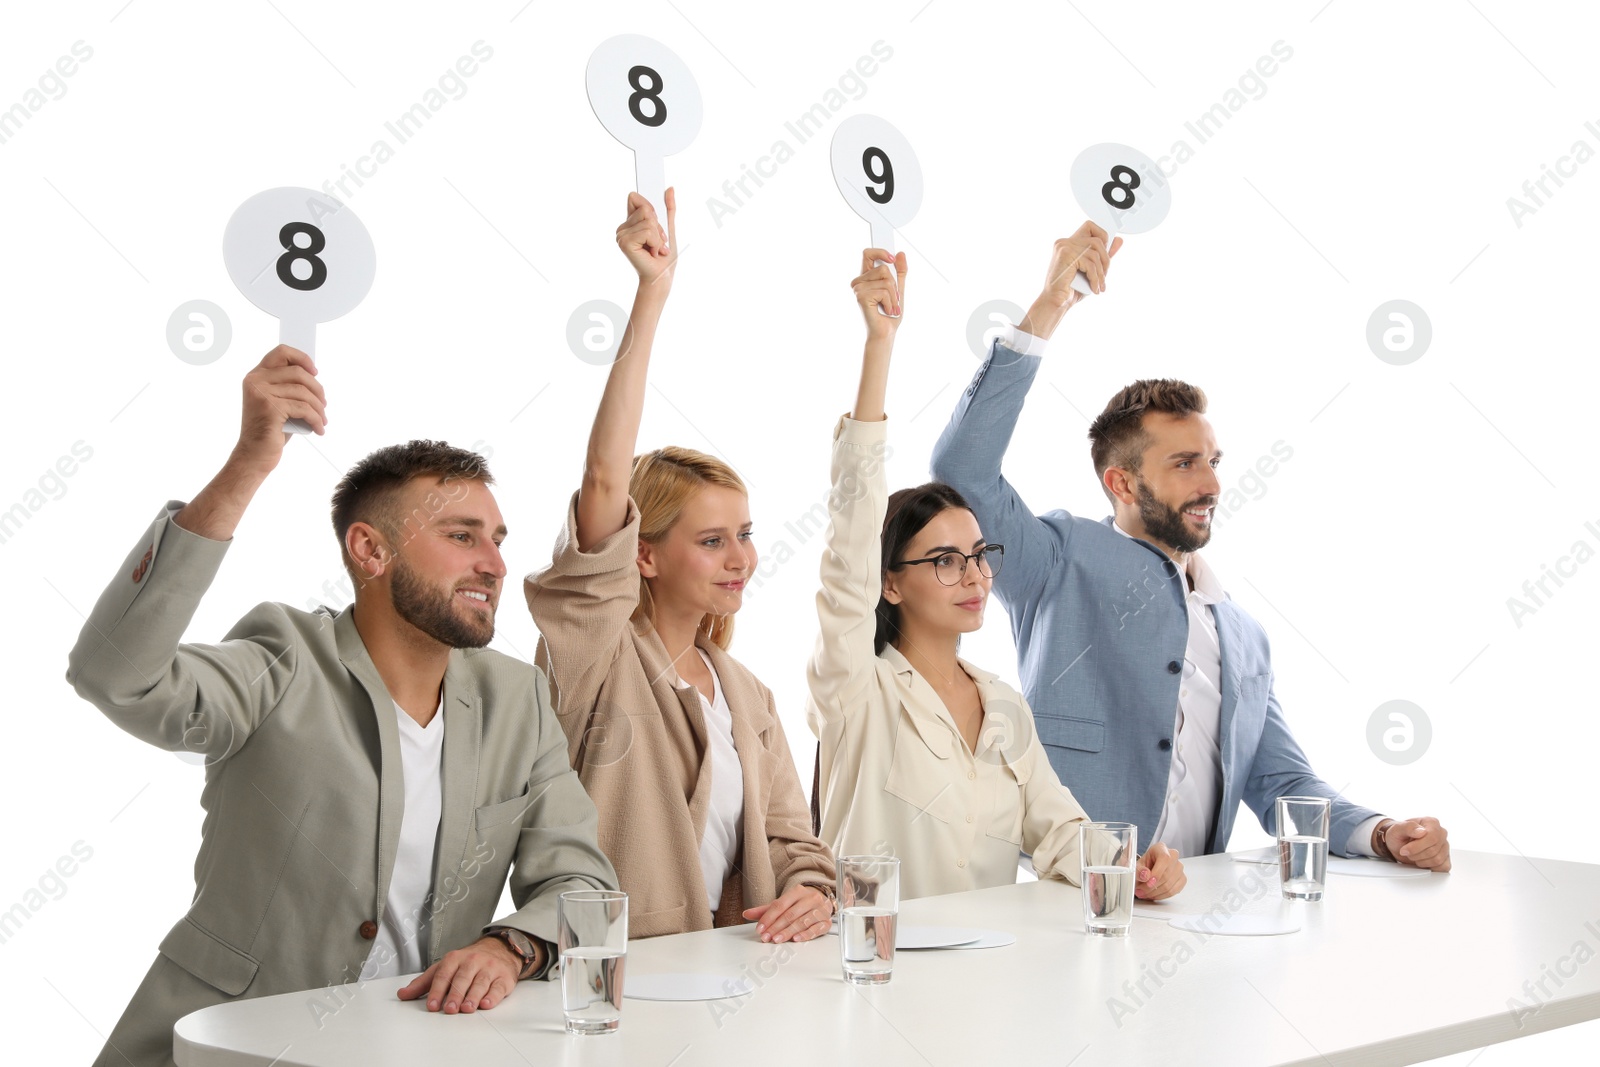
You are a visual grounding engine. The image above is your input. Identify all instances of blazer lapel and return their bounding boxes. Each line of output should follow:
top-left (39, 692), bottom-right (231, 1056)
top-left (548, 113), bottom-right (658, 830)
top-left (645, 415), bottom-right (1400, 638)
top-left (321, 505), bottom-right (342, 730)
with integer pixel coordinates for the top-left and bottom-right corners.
top-left (1211, 599), bottom-right (1247, 849)
top-left (333, 609), bottom-right (404, 931)
top-left (637, 620), bottom-right (711, 828)
top-left (429, 653), bottom-right (481, 960)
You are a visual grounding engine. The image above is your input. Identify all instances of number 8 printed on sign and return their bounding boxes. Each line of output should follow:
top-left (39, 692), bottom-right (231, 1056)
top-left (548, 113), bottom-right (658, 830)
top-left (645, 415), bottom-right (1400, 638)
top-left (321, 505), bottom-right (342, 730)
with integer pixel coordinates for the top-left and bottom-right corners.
top-left (223, 187), bottom-right (376, 434)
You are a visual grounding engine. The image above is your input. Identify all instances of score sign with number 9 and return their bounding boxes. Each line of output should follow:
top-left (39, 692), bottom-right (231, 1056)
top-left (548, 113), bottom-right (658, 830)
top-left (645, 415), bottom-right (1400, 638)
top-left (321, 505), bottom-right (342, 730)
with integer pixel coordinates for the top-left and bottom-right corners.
top-left (830, 114), bottom-right (923, 245)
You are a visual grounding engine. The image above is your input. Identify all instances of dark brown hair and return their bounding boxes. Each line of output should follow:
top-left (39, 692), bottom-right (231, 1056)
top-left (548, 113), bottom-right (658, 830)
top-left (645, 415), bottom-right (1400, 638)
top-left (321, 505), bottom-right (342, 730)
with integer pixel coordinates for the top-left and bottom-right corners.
top-left (1087, 379), bottom-right (1208, 502)
top-left (329, 440), bottom-right (494, 578)
top-left (875, 482), bottom-right (973, 655)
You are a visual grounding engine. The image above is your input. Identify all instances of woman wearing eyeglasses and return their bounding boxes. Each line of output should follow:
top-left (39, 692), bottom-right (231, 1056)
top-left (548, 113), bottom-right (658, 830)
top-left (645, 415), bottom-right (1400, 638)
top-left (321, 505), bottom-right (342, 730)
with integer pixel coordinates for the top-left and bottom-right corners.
top-left (807, 248), bottom-right (1186, 902)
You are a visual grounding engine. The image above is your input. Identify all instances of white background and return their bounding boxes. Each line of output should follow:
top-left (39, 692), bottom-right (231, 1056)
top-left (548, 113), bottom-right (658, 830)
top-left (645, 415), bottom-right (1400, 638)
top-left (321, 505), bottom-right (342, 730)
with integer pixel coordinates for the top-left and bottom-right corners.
top-left (2, 1), bottom-right (1595, 1063)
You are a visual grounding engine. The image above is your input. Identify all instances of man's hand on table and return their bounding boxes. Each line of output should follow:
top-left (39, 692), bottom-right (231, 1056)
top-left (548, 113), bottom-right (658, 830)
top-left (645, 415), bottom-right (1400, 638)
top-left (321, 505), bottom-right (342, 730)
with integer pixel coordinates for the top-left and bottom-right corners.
top-left (1379, 816), bottom-right (1451, 872)
top-left (397, 935), bottom-right (531, 1014)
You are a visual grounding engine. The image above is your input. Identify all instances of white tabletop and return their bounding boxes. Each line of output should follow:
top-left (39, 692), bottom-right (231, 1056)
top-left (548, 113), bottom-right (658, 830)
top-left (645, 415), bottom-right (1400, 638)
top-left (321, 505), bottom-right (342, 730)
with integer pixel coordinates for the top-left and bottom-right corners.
top-left (174, 850), bottom-right (1600, 1066)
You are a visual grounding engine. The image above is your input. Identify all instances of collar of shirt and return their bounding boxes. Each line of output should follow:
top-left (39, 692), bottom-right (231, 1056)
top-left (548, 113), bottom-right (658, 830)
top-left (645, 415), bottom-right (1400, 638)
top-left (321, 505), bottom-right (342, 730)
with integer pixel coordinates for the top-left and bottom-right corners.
top-left (878, 644), bottom-right (1032, 777)
top-left (1110, 519), bottom-right (1227, 604)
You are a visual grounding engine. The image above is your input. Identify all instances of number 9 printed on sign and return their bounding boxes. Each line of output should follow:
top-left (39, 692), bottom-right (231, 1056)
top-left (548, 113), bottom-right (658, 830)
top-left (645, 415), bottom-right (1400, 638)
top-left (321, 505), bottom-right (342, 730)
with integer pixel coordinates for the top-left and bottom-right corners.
top-left (222, 187), bottom-right (376, 433)
top-left (586, 35), bottom-right (703, 229)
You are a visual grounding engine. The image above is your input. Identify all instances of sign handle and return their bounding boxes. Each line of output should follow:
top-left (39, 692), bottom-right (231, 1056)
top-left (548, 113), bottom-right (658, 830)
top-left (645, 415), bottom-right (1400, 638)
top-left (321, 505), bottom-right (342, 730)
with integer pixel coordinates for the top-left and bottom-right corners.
top-left (869, 219), bottom-right (899, 319)
top-left (634, 152), bottom-right (668, 243)
top-left (277, 316), bottom-right (317, 435)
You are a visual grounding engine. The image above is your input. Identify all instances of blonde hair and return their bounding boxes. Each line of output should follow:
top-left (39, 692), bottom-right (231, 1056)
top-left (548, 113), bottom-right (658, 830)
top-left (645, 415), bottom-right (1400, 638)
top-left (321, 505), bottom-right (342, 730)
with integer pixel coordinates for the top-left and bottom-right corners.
top-left (630, 446), bottom-right (748, 651)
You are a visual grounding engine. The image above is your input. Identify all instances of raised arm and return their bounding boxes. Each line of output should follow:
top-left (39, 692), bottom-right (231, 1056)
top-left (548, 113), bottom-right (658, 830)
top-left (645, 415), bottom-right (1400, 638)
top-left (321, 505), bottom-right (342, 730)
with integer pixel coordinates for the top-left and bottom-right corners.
top-left (928, 224), bottom-right (1122, 603)
top-left (807, 250), bottom-right (906, 725)
top-left (575, 189), bottom-right (678, 553)
top-left (65, 347), bottom-right (322, 757)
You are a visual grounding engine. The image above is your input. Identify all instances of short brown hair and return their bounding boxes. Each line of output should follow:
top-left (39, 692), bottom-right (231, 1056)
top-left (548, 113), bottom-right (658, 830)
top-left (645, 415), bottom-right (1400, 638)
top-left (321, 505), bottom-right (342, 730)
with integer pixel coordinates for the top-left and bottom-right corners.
top-left (330, 440), bottom-right (494, 578)
top-left (1088, 380), bottom-right (1208, 501)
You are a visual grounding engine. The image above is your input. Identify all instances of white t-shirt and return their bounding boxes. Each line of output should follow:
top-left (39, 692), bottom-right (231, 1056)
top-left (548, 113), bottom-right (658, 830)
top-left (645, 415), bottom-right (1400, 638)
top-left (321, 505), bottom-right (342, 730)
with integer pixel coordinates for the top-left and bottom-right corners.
top-left (687, 649), bottom-right (743, 916)
top-left (363, 697), bottom-right (445, 980)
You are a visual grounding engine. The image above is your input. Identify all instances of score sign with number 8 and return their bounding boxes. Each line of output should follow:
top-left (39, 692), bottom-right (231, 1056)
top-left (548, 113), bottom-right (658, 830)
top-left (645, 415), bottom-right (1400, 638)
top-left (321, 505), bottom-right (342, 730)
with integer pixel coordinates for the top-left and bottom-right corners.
top-left (222, 187), bottom-right (376, 434)
top-left (1066, 143), bottom-right (1172, 296)
top-left (586, 34), bottom-right (703, 228)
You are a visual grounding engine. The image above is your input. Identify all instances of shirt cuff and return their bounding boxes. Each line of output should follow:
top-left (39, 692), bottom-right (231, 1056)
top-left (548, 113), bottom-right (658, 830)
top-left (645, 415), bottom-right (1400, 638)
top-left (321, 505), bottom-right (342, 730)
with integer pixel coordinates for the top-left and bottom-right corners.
top-left (999, 323), bottom-right (1049, 358)
top-left (1346, 815), bottom-right (1386, 858)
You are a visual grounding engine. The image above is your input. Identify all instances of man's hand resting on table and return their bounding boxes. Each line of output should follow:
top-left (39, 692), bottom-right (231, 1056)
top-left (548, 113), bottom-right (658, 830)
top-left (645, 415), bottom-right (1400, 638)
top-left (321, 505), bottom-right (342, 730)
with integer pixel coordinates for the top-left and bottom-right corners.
top-left (397, 935), bottom-right (533, 1014)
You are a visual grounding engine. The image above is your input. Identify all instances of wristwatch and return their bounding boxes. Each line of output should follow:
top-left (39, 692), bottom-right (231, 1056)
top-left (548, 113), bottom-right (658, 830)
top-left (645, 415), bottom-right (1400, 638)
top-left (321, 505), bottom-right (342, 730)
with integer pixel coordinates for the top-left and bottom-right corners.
top-left (1371, 818), bottom-right (1398, 862)
top-left (485, 926), bottom-right (540, 980)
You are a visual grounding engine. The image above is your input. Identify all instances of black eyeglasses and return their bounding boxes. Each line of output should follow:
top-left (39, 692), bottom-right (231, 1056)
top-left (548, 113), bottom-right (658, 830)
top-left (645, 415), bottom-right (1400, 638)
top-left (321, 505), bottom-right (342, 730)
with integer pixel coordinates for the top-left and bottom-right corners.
top-left (890, 544), bottom-right (1004, 586)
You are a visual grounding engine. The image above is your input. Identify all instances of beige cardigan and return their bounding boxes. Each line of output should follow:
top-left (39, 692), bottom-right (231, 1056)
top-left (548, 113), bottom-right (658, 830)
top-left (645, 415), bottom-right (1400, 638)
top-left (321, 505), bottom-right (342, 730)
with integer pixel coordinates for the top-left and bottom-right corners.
top-left (526, 493), bottom-right (835, 939)
top-left (807, 416), bottom-right (1089, 900)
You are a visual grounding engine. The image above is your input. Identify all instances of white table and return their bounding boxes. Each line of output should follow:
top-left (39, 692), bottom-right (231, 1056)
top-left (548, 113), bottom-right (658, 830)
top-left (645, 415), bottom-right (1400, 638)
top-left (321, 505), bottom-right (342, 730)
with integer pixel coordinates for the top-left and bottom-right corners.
top-left (174, 850), bottom-right (1600, 1066)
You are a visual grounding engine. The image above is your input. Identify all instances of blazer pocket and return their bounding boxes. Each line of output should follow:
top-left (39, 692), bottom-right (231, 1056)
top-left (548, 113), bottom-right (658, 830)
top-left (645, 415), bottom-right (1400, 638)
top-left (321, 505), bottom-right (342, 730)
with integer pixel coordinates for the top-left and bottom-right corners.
top-left (159, 917), bottom-right (261, 996)
top-left (474, 785), bottom-right (535, 832)
top-left (631, 901), bottom-right (690, 940)
top-left (1037, 715), bottom-right (1105, 754)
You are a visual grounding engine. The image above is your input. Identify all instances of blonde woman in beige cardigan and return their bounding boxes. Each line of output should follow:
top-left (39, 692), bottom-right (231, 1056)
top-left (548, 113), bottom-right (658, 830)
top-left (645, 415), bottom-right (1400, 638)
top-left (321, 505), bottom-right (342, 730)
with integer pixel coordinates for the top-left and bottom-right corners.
top-left (526, 190), bottom-right (835, 942)
top-left (807, 248), bottom-right (1187, 902)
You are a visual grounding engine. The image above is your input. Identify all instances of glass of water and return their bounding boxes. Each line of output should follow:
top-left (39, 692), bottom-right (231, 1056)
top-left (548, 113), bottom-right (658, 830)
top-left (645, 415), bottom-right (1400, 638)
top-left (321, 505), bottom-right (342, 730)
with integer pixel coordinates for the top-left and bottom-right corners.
top-left (558, 889), bottom-right (628, 1035)
top-left (838, 855), bottom-right (899, 984)
top-left (1277, 796), bottom-right (1331, 901)
top-left (1080, 822), bottom-right (1137, 937)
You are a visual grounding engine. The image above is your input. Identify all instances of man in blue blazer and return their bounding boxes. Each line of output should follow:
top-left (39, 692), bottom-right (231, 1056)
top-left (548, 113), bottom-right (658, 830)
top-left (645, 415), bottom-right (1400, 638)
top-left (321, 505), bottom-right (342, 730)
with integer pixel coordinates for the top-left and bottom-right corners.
top-left (930, 223), bottom-right (1449, 875)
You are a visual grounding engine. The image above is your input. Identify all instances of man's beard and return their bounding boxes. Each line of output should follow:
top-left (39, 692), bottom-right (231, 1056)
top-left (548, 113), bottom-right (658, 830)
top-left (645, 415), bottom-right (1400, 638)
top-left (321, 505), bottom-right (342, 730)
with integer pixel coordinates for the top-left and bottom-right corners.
top-left (1136, 480), bottom-right (1215, 555)
top-left (390, 558), bottom-right (494, 649)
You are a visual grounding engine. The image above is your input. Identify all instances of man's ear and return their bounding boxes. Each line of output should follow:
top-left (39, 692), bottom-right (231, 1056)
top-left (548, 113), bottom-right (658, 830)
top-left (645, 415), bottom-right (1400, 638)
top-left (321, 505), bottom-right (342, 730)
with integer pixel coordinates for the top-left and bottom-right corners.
top-left (636, 538), bottom-right (659, 578)
top-left (1104, 466), bottom-right (1138, 508)
top-left (347, 522), bottom-right (392, 578)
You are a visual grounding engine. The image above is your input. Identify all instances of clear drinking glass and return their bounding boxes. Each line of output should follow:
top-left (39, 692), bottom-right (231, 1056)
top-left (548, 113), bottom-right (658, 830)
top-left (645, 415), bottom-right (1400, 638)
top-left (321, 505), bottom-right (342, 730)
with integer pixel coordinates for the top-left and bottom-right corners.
top-left (1080, 822), bottom-right (1137, 937)
top-left (1277, 796), bottom-right (1331, 901)
top-left (838, 856), bottom-right (900, 984)
top-left (558, 889), bottom-right (628, 1035)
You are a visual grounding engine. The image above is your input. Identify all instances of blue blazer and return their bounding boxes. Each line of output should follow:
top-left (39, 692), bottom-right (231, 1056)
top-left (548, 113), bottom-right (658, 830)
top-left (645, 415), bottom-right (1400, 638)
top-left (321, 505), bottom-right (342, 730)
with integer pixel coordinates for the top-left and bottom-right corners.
top-left (930, 342), bottom-right (1379, 855)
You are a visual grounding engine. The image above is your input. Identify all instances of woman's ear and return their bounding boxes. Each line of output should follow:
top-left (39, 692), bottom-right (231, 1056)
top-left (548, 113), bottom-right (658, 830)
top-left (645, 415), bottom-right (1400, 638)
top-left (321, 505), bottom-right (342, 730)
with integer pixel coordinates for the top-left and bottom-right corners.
top-left (881, 572), bottom-right (903, 606)
top-left (636, 538), bottom-right (658, 578)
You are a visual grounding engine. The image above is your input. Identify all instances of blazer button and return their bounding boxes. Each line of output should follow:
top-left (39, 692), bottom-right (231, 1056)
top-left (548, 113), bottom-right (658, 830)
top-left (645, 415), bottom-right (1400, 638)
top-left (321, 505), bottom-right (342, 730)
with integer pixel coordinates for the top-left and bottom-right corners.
top-left (359, 920), bottom-right (378, 940)
top-left (1166, 660), bottom-right (1181, 674)
top-left (1158, 738), bottom-right (1172, 751)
